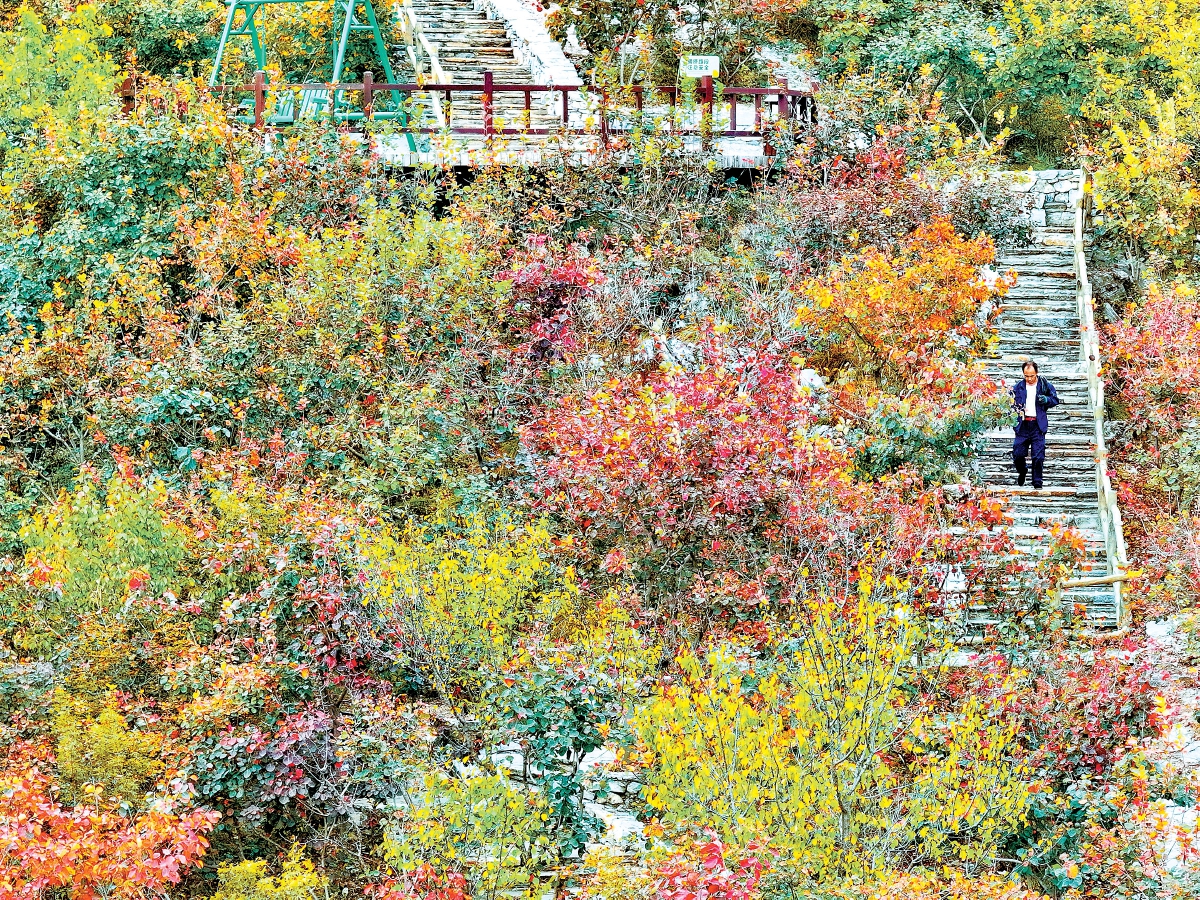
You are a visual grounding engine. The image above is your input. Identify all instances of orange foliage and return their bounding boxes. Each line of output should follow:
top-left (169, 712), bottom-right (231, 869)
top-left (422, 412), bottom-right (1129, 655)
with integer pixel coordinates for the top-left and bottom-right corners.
top-left (0, 752), bottom-right (218, 900)
top-left (839, 872), bottom-right (1047, 900)
top-left (794, 219), bottom-right (1006, 382)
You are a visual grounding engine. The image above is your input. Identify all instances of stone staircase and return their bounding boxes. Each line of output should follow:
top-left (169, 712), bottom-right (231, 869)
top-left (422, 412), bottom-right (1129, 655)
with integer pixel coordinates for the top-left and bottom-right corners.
top-left (973, 210), bottom-right (1119, 628)
top-left (395, 0), bottom-right (560, 132)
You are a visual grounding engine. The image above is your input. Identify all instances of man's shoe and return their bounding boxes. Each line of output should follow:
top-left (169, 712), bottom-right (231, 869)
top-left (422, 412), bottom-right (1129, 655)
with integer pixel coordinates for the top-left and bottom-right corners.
top-left (1017, 474), bottom-right (1026, 486)
top-left (1032, 483), bottom-right (1042, 490)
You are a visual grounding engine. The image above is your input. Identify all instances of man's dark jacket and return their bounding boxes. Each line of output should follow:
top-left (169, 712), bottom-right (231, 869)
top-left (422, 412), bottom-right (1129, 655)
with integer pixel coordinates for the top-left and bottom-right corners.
top-left (1012, 377), bottom-right (1060, 433)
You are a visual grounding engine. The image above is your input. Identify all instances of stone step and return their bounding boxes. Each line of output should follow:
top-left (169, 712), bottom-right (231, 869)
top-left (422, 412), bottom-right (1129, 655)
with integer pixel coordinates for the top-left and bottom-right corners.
top-left (1000, 292), bottom-right (1079, 302)
top-left (997, 252), bottom-right (1075, 263)
top-left (979, 464), bottom-right (1097, 476)
top-left (978, 458), bottom-right (1097, 469)
top-left (993, 353), bottom-right (1082, 362)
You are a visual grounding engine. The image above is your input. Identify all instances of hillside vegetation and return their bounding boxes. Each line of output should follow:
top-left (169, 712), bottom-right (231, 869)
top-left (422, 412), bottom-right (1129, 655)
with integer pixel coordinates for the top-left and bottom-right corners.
top-left (0, 1), bottom-right (1199, 898)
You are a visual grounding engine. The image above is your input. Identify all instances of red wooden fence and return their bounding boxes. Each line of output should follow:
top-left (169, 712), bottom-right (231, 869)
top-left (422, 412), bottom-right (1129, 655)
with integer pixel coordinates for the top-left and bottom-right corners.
top-left (217, 71), bottom-right (814, 148)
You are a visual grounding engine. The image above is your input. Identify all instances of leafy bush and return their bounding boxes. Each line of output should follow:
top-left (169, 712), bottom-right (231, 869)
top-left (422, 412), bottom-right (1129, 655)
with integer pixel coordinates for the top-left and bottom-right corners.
top-left (9, 476), bottom-right (184, 651)
top-left (0, 4), bottom-right (117, 152)
top-left (383, 772), bottom-right (556, 900)
top-left (634, 579), bottom-right (1029, 882)
top-left (96, 0), bottom-right (221, 75)
top-left (1093, 103), bottom-right (1200, 271)
top-left (854, 361), bottom-right (1010, 483)
top-left (0, 755), bottom-right (218, 896)
top-left (53, 693), bottom-right (165, 804)
top-left (363, 514), bottom-right (573, 696)
top-left (0, 83), bottom-right (229, 316)
top-left (488, 662), bottom-right (617, 856)
top-left (214, 845), bottom-right (328, 900)
top-left (794, 219), bottom-right (1005, 384)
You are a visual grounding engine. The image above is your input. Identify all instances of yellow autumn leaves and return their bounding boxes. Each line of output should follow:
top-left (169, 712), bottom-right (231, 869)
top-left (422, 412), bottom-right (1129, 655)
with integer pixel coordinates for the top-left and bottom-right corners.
top-left (634, 573), bottom-right (1029, 883)
top-left (361, 513), bottom-right (575, 696)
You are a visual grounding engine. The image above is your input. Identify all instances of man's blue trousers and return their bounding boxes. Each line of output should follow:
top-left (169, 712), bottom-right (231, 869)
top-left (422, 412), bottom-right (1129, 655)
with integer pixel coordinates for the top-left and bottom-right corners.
top-left (1012, 419), bottom-right (1045, 487)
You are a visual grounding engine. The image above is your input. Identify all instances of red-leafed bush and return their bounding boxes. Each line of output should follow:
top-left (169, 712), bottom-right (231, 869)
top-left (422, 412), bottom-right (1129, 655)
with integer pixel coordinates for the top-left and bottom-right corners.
top-left (369, 865), bottom-right (470, 900)
top-left (1041, 657), bottom-right (1166, 777)
top-left (1106, 281), bottom-right (1200, 443)
top-left (0, 763), bottom-right (218, 899)
top-left (980, 651), bottom-right (1170, 781)
top-left (509, 239), bottom-right (605, 362)
top-left (651, 835), bottom-right (769, 900)
top-left (1105, 281), bottom-right (1200, 610)
top-left (525, 333), bottom-right (823, 568)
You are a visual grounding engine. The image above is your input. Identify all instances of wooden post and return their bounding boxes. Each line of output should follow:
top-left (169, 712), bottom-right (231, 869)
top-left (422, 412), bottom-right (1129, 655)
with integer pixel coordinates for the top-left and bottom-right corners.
top-left (483, 70), bottom-right (494, 137)
top-left (600, 88), bottom-right (609, 149)
top-left (561, 87), bottom-right (569, 129)
top-left (252, 70), bottom-right (265, 130)
top-left (777, 77), bottom-right (790, 131)
top-left (700, 74), bottom-right (714, 150)
top-left (119, 75), bottom-right (135, 116)
top-left (761, 90), bottom-right (774, 157)
top-left (363, 70), bottom-right (374, 121)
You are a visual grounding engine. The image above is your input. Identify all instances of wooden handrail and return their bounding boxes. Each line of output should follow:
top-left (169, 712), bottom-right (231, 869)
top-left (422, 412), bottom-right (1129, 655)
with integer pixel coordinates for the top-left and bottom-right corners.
top-left (214, 79), bottom-right (814, 98)
top-left (1062, 572), bottom-right (1138, 589)
top-left (1074, 167), bottom-right (1131, 626)
top-left (214, 74), bottom-right (814, 138)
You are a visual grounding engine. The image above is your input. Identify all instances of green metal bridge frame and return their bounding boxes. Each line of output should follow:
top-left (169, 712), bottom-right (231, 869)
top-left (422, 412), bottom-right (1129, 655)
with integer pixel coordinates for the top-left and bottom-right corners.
top-left (209, 0), bottom-right (413, 142)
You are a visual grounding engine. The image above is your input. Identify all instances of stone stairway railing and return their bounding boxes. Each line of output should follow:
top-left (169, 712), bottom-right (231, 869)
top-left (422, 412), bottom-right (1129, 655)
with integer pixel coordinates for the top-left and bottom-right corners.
top-left (469, 0), bottom-right (580, 88)
top-left (1072, 168), bottom-right (1131, 625)
top-left (395, 0), bottom-right (450, 127)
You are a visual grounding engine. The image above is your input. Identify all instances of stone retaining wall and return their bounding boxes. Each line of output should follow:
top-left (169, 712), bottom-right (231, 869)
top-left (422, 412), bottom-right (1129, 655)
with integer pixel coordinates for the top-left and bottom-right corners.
top-left (1005, 168), bottom-right (1083, 228)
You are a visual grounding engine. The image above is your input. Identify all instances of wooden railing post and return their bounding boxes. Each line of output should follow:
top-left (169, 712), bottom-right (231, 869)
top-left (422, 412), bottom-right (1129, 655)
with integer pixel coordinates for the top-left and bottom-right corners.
top-left (363, 70), bottom-right (374, 121)
top-left (252, 70), bottom-right (265, 130)
top-left (762, 85), bottom-right (776, 157)
top-left (700, 74), bottom-right (714, 151)
top-left (600, 88), bottom-right (609, 149)
top-left (119, 75), bottom-right (135, 116)
top-left (777, 77), bottom-right (790, 132)
top-left (483, 70), bottom-right (494, 137)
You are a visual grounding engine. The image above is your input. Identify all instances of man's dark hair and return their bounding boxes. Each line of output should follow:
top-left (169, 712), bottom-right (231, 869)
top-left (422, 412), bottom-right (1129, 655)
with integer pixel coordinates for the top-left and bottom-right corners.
top-left (1022, 360), bottom-right (1039, 373)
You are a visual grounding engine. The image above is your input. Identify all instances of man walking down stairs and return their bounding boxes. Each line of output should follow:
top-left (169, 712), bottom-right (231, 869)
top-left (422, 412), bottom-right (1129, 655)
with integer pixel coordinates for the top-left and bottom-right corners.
top-left (1010, 360), bottom-right (1059, 489)
top-left (975, 191), bottom-right (1119, 628)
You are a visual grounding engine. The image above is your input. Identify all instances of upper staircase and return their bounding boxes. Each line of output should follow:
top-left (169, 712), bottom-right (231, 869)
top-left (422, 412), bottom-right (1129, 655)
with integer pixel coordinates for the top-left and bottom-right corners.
top-left (974, 177), bottom-right (1125, 629)
top-left (395, 0), bottom-right (561, 132)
